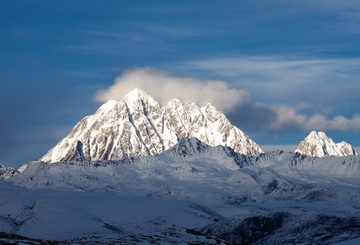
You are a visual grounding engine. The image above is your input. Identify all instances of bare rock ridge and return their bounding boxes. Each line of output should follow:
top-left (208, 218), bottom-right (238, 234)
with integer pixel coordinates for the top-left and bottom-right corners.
top-left (295, 131), bottom-right (357, 157)
top-left (0, 163), bottom-right (19, 179)
top-left (40, 88), bottom-right (263, 163)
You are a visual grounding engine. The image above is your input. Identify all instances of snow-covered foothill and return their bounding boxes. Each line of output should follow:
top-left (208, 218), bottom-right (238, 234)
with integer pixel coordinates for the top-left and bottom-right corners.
top-left (10, 138), bottom-right (360, 204)
top-left (0, 181), bottom-right (225, 244)
top-left (3, 138), bottom-right (360, 244)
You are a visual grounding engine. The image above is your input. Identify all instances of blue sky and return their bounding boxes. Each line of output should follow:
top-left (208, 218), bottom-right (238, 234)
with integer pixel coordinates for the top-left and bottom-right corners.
top-left (1, 0), bottom-right (360, 167)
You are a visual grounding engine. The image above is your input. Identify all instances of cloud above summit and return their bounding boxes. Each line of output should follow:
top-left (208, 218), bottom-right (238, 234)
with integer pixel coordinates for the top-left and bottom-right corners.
top-left (95, 67), bottom-right (252, 112)
top-left (96, 67), bottom-right (360, 134)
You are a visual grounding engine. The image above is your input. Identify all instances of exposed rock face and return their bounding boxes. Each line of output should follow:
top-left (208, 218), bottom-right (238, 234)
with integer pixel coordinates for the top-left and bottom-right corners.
top-left (0, 164), bottom-right (19, 179)
top-left (295, 131), bottom-right (357, 157)
top-left (40, 88), bottom-right (263, 163)
top-left (200, 212), bottom-right (360, 245)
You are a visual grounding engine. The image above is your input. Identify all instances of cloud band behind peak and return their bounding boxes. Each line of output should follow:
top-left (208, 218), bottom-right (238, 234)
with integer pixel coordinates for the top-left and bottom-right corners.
top-left (95, 67), bottom-right (251, 112)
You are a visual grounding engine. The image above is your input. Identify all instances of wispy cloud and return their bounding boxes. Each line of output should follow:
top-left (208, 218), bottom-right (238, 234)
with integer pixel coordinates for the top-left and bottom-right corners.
top-left (64, 20), bottom-right (210, 56)
top-left (63, 70), bottom-right (107, 79)
top-left (176, 56), bottom-right (360, 114)
top-left (183, 56), bottom-right (360, 83)
top-left (272, 0), bottom-right (360, 23)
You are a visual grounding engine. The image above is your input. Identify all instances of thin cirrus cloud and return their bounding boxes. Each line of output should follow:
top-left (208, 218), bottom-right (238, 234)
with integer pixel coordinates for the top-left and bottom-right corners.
top-left (95, 67), bottom-right (360, 133)
top-left (179, 56), bottom-right (360, 111)
top-left (272, 0), bottom-right (360, 23)
top-left (183, 56), bottom-right (360, 87)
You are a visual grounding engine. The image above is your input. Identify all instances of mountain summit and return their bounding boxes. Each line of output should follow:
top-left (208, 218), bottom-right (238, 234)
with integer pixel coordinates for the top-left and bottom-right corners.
top-left (40, 88), bottom-right (263, 162)
top-left (295, 131), bottom-right (357, 157)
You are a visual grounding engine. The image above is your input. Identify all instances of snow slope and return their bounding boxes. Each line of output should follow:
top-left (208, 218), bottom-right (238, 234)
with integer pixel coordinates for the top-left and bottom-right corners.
top-left (0, 180), bottom-right (226, 244)
top-left (11, 138), bottom-right (258, 203)
top-left (10, 138), bottom-right (360, 204)
top-left (40, 88), bottom-right (263, 163)
top-left (4, 138), bottom-right (360, 244)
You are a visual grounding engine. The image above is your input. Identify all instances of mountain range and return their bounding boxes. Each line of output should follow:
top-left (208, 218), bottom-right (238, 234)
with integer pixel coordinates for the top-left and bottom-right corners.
top-left (39, 88), bottom-right (357, 164)
top-left (1, 88), bottom-right (360, 244)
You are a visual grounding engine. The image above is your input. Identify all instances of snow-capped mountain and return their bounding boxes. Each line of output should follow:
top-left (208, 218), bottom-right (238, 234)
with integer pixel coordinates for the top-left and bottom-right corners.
top-left (295, 131), bottom-right (357, 157)
top-left (40, 88), bottom-right (263, 163)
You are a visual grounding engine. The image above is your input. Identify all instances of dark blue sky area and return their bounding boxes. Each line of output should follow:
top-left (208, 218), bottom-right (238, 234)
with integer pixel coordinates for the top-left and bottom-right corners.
top-left (1, 1), bottom-right (360, 167)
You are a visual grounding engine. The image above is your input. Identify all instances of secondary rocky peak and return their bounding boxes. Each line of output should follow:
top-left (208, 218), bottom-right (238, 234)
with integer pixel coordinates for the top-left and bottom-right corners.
top-left (336, 141), bottom-right (358, 156)
top-left (0, 163), bottom-right (19, 179)
top-left (167, 137), bottom-right (210, 157)
top-left (40, 89), bottom-right (263, 163)
top-left (295, 131), bottom-right (357, 157)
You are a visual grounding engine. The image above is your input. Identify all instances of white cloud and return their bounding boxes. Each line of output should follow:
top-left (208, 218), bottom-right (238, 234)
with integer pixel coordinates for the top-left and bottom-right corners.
top-left (305, 114), bottom-right (360, 131)
top-left (269, 107), bottom-right (360, 132)
top-left (95, 67), bottom-right (251, 112)
top-left (268, 105), bottom-right (307, 131)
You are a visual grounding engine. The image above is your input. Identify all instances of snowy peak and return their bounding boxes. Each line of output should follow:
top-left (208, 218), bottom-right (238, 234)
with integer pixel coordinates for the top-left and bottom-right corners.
top-left (40, 88), bottom-right (263, 163)
top-left (124, 87), bottom-right (149, 100)
top-left (123, 88), bottom-right (161, 113)
top-left (295, 131), bottom-right (357, 157)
